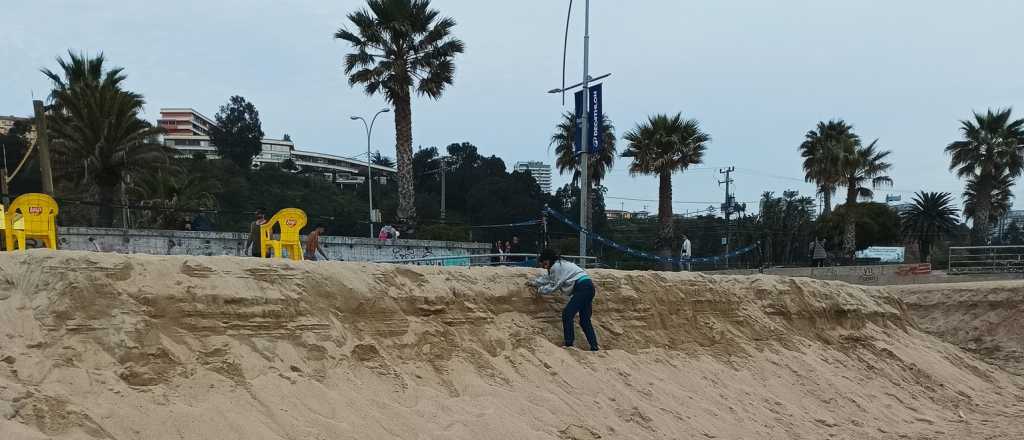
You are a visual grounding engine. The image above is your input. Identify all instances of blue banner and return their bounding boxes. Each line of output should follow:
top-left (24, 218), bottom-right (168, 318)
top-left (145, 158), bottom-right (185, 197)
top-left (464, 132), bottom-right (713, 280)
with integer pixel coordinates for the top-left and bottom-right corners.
top-left (589, 83), bottom-right (602, 154)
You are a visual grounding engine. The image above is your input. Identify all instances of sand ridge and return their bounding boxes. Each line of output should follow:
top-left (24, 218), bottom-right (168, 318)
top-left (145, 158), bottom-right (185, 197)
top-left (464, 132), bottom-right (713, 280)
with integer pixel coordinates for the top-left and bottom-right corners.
top-left (0, 250), bottom-right (1021, 439)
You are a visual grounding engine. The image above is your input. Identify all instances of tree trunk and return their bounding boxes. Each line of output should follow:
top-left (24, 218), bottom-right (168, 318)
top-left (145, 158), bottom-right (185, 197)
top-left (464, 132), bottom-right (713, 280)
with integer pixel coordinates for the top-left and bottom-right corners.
top-left (657, 171), bottom-right (673, 271)
top-left (821, 187), bottom-right (832, 216)
top-left (971, 204), bottom-right (992, 246)
top-left (393, 91), bottom-right (417, 233)
top-left (842, 184), bottom-right (858, 260)
top-left (919, 238), bottom-right (931, 263)
top-left (98, 186), bottom-right (116, 228)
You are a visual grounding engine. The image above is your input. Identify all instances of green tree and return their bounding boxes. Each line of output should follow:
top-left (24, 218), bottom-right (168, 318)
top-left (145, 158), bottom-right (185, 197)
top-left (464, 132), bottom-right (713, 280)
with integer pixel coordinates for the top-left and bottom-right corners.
top-left (820, 203), bottom-right (901, 253)
top-left (336, 0), bottom-right (466, 232)
top-left (129, 165), bottom-right (220, 229)
top-left (622, 113), bottom-right (710, 269)
top-left (550, 111), bottom-right (616, 232)
top-left (900, 191), bottom-right (960, 262)
top-left (800, 120), bottom-right (859, 216)
top-left (43, 52), bottom-right (169, 227)
top-left (371, 151), bottom-right (395, 168)
top-left (210, 96), bottom-right (264, 170)
top-left (1002, 221), bottom-right (1024, 245)
top-left (963, 169), bottom-right (1013, 241)
top-left (946, 108), bottom-right (1024, 245)
top-left (839, 140), bottom-right (893, 257)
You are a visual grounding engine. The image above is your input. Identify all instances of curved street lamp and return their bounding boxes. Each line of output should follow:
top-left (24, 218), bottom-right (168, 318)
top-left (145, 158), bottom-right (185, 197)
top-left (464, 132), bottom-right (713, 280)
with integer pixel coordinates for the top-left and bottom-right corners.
top-left (350, 108), bottom-right (391, 238)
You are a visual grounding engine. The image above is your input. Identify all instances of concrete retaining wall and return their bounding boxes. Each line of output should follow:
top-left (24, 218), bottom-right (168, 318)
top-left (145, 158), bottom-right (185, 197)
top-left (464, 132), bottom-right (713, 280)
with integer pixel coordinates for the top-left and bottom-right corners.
top-left (52, 227), bottom-right (490, 264)
top-left (710, 264), bottom-right (1024, 286)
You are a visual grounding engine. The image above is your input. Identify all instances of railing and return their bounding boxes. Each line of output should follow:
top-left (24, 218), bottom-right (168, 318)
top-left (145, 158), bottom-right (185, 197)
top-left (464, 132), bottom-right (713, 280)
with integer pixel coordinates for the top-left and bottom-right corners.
top-left (373, 253), bottom-right (599, 267)
top-left (948, 245), bottom-right (1024, 274)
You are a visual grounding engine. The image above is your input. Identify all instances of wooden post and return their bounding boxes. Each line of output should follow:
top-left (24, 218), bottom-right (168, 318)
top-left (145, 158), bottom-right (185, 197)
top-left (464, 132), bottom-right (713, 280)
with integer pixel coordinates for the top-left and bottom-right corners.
top-left (1, 168), bottom-right (9, 206)
top-left (32, 100), bottom-right (54, 195)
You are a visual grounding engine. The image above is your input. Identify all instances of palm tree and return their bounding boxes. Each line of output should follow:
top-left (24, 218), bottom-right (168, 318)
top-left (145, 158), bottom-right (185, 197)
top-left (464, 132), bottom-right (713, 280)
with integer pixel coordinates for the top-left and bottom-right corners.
top-left (371, 151), bottom-right (395, 168)
top-left (900, 192), bottom-right (959, 262)
top-left (335, 0), bottom-right (465, 233)
top-left (129, 166), bottom-right (220, 229)
top-left (946, 108), bottom-right (1024, 244)
top-left (963, 169), bottom-right (1014, 237)
top-left (800, 120), bottom-right (859, 216)
top-left (41, 51), bottom-right (127, 107)
top-left (550, 111), bottom-right (616, 231)
top-left (622, 113), bottom-right (710, 269)
top-left (44, 53), bottom-right (170, 227)
top-left (839, 140), bottom-right (893, 256)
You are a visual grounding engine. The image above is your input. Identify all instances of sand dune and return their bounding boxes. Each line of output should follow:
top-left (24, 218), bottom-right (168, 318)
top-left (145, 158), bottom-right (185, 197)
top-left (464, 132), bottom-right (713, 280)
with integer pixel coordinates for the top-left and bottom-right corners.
top-left (0, 251), bottom-right (1021, 439)
top-left (892, 281), bottom-right (1024, 376)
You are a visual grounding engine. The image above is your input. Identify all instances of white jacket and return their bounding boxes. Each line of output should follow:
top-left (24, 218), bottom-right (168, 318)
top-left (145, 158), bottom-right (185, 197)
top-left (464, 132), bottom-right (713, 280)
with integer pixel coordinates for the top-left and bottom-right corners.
top-left (529, 260), bottom-right (588, 296)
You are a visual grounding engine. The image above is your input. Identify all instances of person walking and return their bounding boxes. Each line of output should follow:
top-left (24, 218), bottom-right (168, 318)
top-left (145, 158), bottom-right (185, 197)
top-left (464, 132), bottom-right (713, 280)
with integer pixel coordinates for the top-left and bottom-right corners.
top-left (244, 209), bottom-right (268, 257)
top-left (305, 224), bottom-right (329, 261)
top-left (528, 249), bottom-right (599, 351)
top-left (679, 234), bottom-right (692, 271)
top-left (810, 238), bottom-right (828, 267)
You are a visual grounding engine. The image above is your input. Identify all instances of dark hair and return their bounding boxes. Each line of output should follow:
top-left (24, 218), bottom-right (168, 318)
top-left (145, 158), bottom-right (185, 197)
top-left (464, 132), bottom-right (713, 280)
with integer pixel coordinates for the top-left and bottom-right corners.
top-left (538, 248), bottom-right (560, 264)
top-left (315, 223), bottom-right (325, 230)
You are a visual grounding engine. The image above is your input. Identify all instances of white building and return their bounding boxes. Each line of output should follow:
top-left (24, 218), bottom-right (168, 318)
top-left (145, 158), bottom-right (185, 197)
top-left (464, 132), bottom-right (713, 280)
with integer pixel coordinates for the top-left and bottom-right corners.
top-left (159, 108), bottom-right (395, 187)
top-left (514, 161), bottom-right (552, 193)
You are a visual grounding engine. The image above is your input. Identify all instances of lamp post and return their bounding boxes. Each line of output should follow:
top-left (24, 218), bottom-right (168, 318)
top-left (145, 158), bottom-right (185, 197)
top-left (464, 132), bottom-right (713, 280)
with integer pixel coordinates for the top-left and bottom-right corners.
top-left (548, 0), bottom-right (609, 267)
top-left (351, 108), bottom-right (390, 238)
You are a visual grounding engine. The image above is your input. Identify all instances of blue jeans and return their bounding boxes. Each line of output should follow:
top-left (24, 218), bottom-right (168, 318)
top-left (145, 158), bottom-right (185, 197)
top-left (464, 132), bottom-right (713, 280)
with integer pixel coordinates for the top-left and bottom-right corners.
top-left (563, 278), bottom-right (599, 350)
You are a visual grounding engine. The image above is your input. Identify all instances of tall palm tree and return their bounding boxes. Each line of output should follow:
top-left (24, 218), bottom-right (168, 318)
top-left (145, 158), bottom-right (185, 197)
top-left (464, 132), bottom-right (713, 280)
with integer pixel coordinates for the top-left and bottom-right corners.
top-left (963, 169), bottom-right (1014, 237)
top-left (900, 191), bottom-right (959, 262)
top-left (839, 140), bottom-right (893, 256)
top-left (622, 113), bottom-right (710, 269)
top-left (41, 51), bottom-right (127, 106)
top-left (129, 166), bottom-right (220, 229)
top-left (550, 111), bottom-right (616, 231)
top-left (44, 54), bottom-right (170, 227)
top-left (946, 108), bottom-right (1024, 244)
top-left (800, 120), bottom-right (859, 216)
top-left (335, 0), bottom-right (465, 233)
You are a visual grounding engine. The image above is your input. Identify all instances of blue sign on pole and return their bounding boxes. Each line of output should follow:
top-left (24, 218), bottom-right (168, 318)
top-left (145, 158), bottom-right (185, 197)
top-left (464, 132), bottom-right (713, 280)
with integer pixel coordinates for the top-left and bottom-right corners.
top-left (589, 83), bottom-right (602, 154)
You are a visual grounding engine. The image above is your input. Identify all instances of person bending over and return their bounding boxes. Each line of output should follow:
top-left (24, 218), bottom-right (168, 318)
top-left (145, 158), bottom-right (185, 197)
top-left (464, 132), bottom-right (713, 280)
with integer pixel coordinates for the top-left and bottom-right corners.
top-left (528, 249), bottom-right (599, 351)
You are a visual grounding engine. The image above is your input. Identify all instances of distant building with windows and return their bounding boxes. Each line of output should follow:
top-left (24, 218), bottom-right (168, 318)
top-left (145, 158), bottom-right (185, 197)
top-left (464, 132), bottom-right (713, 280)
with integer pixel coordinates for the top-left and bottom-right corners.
top-left (606, 210), bottom-right (632, 221)
top-left (158, 108), bottom-right (395, 188)
top-left (158, 108), bottom-right (215, 136)
top-left (513, 161), bottom-right (552, 193)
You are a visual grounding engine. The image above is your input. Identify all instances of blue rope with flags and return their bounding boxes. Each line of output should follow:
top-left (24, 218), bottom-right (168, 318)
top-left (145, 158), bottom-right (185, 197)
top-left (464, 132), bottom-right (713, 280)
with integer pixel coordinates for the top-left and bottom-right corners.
top-left (544, 207), bottom-right (757, 265)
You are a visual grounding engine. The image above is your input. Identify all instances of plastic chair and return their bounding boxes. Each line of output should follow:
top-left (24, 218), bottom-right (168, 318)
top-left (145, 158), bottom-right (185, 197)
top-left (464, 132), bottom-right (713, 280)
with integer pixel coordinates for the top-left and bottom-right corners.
top-left (5, 193), bottom-right (59, 251)
top-left (260, 208), bottom-right (307, 260)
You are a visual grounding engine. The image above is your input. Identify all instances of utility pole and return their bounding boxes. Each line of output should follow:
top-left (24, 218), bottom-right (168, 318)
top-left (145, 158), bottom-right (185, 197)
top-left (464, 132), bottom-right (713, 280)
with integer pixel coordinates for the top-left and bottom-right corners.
top-left (548, 0), bottom-right (610, 266)
top-left (440, 157), bottom-right (446, 220)
top-left (719, 166), bottom-right (735, 267)
top-left (32, 100), bottom-right (54, 195)
top-left (577, 0), bottom-right (591, 267)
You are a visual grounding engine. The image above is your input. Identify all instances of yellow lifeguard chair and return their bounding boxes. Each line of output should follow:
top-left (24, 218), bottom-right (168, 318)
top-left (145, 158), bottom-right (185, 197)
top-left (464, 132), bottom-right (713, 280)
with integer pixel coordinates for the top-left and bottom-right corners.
top-left (260, 208), bottom-right (307, 260)
top-left (4, 193), bottom-right (59, 251)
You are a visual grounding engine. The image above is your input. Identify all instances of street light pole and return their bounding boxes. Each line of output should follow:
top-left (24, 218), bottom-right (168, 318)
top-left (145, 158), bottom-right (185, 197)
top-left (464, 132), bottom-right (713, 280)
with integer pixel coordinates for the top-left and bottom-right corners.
top-left (351, 108), bottom-right (390, 238)
top-left (578, 0), bottom-right (591, 267)
top-left (548, 0), bottom-right (606, 267)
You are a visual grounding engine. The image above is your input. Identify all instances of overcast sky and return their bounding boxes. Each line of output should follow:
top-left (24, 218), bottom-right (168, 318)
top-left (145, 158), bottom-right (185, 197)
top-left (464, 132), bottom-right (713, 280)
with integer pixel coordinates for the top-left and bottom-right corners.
top-left (3, 0), bottom-right (1022, 216)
